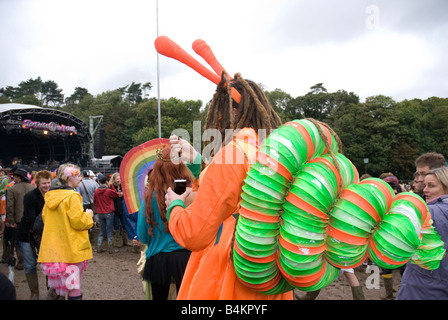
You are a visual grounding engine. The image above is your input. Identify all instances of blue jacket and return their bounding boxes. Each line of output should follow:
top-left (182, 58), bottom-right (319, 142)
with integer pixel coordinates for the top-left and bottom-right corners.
top-left (397, 195), bottom-right (448, 300)
top-left (137, 192), bottom-right (185, 260)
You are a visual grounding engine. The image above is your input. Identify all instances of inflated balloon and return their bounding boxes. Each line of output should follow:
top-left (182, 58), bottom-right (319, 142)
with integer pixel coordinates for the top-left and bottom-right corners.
top-left (233, 118), bottom-right (446, 294)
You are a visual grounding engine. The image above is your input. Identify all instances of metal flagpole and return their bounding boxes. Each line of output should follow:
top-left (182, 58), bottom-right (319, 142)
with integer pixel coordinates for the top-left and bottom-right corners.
top-left (156, 0), bottom-right (162, 138)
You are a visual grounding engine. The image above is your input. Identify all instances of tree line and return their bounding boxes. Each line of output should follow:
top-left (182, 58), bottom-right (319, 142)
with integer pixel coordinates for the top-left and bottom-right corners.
top-left (1, 78), bottom-right (447, 180)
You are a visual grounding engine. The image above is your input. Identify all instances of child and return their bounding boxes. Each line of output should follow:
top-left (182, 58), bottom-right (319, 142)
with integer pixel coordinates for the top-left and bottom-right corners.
top-left (93, 176), bottom-right (120, 253)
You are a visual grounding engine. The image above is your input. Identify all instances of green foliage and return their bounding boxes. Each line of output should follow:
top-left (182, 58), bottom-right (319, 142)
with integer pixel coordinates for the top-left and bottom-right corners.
top-left (1, 78), bottom-right (446, 180)
top-left (0, 77), bottom-right (64, 107)
top-left (326, 94), bottom-right (448, 179)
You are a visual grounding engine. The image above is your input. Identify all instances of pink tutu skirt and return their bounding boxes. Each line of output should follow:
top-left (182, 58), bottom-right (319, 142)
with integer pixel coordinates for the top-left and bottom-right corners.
top-left (41, 261), bottom-right (88, 296)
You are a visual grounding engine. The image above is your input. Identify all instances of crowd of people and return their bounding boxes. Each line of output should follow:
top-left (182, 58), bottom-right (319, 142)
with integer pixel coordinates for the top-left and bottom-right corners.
top-left (0, 164), bottom-right (132, 299)
top-left (1, 73), bottom-right (447, 301)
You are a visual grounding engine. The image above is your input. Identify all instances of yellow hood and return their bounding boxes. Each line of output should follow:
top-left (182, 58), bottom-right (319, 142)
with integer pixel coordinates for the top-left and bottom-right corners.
top-left (44, 188), bottom-right (79, 210)
top-left (38, 187), bottom-right (94, 264)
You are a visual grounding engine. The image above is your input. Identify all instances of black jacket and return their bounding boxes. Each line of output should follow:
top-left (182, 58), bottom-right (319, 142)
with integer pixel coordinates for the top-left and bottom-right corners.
top-left (17, 188), bottom-right (45, 242)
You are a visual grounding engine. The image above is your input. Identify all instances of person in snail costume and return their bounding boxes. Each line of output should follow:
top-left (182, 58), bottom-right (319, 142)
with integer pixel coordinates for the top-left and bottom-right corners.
top-left (165, 71), bottom-right (292, 299)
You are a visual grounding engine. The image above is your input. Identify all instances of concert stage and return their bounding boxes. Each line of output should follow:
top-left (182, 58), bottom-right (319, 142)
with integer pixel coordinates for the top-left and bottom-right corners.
top-left (0, 103), bottom-right (92, 168)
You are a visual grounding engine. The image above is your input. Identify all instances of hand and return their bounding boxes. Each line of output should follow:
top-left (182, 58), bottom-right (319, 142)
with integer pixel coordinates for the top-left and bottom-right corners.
top-left (86, 209), bottom-right (94, 217)
top-left (165, 187), bottom-right (191, 209)
top-left (169, 135), bottom-right (198, 164)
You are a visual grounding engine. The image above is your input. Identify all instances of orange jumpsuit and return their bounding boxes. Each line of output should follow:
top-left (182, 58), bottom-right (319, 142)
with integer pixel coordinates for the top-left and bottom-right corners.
top-left (168, 128), bottom-right (292, 300)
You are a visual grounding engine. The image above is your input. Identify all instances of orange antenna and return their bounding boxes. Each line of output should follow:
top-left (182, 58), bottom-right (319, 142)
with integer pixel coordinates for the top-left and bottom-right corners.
top-left (192, 39), bottom-right (232, 80)
top-left (155, 36), bottom-right (241, 103)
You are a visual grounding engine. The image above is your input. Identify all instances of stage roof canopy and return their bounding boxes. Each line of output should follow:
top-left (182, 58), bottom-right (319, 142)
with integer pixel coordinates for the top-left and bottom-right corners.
top-left (0, 103), bottom-right (92, 167)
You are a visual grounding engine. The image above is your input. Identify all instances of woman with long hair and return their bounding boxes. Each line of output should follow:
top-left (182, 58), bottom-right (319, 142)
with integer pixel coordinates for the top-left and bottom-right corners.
top-left (136, 146), bottom-right (194, 300)
top-left (110, 172), bottom-right (127, 247)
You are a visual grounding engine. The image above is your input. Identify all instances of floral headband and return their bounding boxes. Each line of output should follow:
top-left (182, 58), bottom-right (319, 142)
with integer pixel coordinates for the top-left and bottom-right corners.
top-left (64, 167), bottom-right (80, 178)
top-left (156, 147), bottom-right (171, 162)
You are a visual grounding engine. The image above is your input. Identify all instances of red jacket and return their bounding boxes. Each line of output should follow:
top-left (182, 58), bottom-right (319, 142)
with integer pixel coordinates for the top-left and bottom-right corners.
top-left (93, 186), bottom-right (119, 214)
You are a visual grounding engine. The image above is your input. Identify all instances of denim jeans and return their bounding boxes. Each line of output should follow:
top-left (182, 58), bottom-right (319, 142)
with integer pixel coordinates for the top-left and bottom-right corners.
top-left (97, 213), bottom-right (113, 247)
top-left (19, 241), bottom-right (37, 274)
top-left (113, 213), bottom-right (125, 232)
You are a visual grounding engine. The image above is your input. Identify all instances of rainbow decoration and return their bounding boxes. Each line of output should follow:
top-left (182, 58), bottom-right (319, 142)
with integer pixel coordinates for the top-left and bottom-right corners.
top-left (120, 138), bottom-right (169, 214)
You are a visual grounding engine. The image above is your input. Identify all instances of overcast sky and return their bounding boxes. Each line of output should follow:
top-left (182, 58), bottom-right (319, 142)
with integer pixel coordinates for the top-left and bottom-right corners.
top-left (1, 0), bottom-right (447, 106)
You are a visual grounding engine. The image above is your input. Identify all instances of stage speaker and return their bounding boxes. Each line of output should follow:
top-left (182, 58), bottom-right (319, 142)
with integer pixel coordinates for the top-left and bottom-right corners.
top-left (94, 128), bottom-right (105, 158)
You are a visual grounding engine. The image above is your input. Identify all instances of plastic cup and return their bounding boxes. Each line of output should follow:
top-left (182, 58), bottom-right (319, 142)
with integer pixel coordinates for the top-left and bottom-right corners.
top-left (289, 161), bottom-right (339, 211)
top-left (281, 219), bottom-right (325, 241)
top-left (234, 258), bottom-right (278, 279)
top-left (277, 124), bottom-right (310, 166)
top-left (379, 213), bottom-right (421, 249)
top-left (261, 144), bottom-right (298, 178)
top-left (372, 228), bottom-right (415, 260)
top-left (250, 161), bottom-right (291, 187)
top-left (330, 198), bottom-right (378, 230)
top-left (367, 238), bottom-right (408, 269)
top-left (282, 208), bottom-right (327, 234)
top-left (265, 131), bottom-right (302, 172)
top-left (242, 183), bottom-right (283, 204)
top-left (280, 224), bottom-right (326, 248)
top-left (241, 191), bottom-right (283, 210)
top-left (234, 237), bottom-right (277, 258)
top-left (278, 254), bottom-right (324, 277)
top-left (346, 184), bottom-right (387, 218)
top-left (234, 262), bottom-right (278, 285)
top-left (244, 176), bottom-right (284, 200)
top-left (237, 216), bottom-right (280, 241)
top-left (240, 200), bottom-right (281, 217)
top-left (388, 198), bottom-right (422, 236)
top-left (237, 218), bottom-right (279, 238)
top-left (262, 277), bottom-right (294, 295)
top-left (285, 120), bottom-right (316, 161)
top-left (325, 238), bottom-right (368, 268)
top-left (233, 249), bottom-right (276, 271)
top-left (322, 153), bottom-right (359, 187)
top-left (288, 182), bottom-right (331, 215)
top-left (394, 192), bottom-right (431, 227)
top-left (293, 162), bottom-right (338, 204)
top-left (246, 167), bottom-right (289, 195)
top-left (297, 261), bottom-right (340, 292)
top-left (328, 210), bottom-right (373, 237)
top-left (278, 241), bottom-right (322, 264)
top-left (293, 119), bottom-right (339, 158)
top-left (236, 226), bottom-right (277, 246)
top-left (411, 227), bottom-right (446, 270)
top-left (359, 178), bottom-right (395, 217)
top-left (293, 119), bottom-right (323, 157)
top-left (282, 201), bottom-right (328, 227)
top-left (280, 259), bottom-right (339, 291)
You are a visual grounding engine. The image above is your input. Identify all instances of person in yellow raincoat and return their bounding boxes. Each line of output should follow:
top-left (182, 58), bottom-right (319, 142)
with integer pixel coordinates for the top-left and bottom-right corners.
top-left (165, 73), bottom-right (293, 300)
top-left (38, 163), bottom-right (94, 300)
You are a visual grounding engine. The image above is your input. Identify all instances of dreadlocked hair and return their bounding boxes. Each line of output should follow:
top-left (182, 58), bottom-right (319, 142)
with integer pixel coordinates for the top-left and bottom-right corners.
top-left (144, 146), bottom-right (194, 237)
top-left (203, 72), bottom-right (282, 164)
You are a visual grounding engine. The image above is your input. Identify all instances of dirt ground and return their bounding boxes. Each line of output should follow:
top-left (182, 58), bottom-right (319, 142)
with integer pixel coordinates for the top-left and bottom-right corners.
top-left (1, 228), bottom-right (403, 301)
